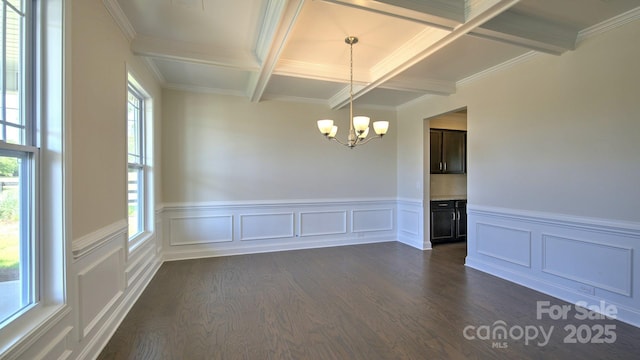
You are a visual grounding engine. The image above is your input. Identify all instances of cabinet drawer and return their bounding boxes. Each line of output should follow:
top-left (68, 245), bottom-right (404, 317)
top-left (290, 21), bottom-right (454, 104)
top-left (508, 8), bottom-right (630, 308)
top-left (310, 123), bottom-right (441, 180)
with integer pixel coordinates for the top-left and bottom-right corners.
top-left (431, 200), bottom-right (454, 210)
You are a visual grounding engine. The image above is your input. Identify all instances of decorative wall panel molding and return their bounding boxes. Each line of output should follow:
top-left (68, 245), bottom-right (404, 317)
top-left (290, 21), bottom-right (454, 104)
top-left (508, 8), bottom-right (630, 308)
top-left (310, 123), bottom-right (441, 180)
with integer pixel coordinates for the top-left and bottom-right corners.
top-left (71, 220), bottom-right (127, 259)
top-left (466, 205), bottom-right (640, 327)
top-left (70, 221), bottom-right (163, 360)
top-left (77, 247), bottom-right (125, 338)
top-left (169, 215), bottom-right (233, 245)
top-left (240, 213), bottom-right (295, 241)
top-left (397, 199), bottom-right (426, 250)
top-left (542, 234), bottom-right (632, 296)
top-left (476, 222), bottom-right (531, 267)
top-left (299, 210), bottom-right (347, 237)
top-left (163, 199), bottom-right (398, 260)
top-left (352, 208), bottom-right (394, 232)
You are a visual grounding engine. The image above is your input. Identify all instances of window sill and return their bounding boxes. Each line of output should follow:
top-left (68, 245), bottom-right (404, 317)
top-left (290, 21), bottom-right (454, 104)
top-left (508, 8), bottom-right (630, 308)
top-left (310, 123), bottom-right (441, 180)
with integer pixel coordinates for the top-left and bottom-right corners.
top-left (0, 303), bottom-right (70, 358)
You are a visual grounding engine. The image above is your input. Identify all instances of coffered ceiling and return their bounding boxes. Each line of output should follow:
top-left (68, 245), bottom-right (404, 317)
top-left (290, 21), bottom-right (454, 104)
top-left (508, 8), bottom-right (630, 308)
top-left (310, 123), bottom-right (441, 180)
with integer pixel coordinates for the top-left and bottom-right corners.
top-left (106, 0), bottom-right (640, 108)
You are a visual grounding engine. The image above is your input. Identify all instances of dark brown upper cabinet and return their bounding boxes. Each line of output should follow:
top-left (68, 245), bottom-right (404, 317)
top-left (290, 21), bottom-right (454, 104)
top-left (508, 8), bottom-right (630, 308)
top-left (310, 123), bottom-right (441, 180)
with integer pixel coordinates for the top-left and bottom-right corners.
top-left (430, 129), bottom-right (466, 174)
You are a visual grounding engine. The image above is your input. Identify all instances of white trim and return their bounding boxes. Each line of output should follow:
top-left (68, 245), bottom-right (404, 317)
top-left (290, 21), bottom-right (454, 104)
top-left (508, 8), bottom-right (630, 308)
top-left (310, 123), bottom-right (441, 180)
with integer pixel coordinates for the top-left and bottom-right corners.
top-left (576, 6), bottom-right (640, 44)
top-left (466, 257), bottom-right (640, 328)
top-left (467, 205), bottom-right (640, 328)
top-left (71, 220), bottom-right (127, 259)
top-left (468, 204), bottom-right (640, 236)
top-left (162, 197), bottom-right (398, 210)
top-left (457, 50), bottom-right (538, 86)
top-left (102, 0), bottom-right (136, 42)
top-left (164, 237), bottom-right (394, 262)
top-left (76, 255), bottom-right (162, 360)
top-left (162, 82), bottom-right (247, 97)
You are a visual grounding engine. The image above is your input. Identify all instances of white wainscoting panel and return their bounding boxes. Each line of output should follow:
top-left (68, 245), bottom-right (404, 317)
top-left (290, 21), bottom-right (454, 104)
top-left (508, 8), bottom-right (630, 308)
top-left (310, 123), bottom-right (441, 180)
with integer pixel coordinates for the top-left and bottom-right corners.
top-left (71, 222), bottom-right (163, 360)
top-left (170, 215), bottom-right (233, 245)
top-left (240, 212), bottom-right (295, 241)
top-left (476, 223), bottom-right (531, 267)
top-left (466, 205), bottom-right (640, 327)
top-left (397, 199), bottom-right (426, 250)
top-left (163, 199), bottom-right (398, 260)
top-left (77, 247), bottom-right (125, 338)
top-left (352, 208), bottom-right (394, 232)
top-left (299, 210), bottom-right (347, 237)
top-left (542, 234), bottom-right (632, 296)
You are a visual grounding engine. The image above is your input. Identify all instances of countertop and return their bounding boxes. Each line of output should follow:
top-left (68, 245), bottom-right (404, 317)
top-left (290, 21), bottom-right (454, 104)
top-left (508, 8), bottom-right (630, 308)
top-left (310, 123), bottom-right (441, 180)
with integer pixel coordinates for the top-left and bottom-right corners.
top-left (430, 195), bottom-right (467, 201)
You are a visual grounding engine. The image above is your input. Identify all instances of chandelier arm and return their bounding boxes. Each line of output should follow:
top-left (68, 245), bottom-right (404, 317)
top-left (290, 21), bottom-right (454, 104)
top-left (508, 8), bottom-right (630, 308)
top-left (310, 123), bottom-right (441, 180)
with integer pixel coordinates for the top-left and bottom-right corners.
top-left (354, 135), bottom-right (382, 146)
top-left (328, 136), bottom-right (351, 148)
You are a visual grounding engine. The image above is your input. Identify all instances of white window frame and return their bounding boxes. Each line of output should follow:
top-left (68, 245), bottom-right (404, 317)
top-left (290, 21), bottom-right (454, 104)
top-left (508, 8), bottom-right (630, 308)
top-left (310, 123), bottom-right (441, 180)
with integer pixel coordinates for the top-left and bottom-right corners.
top-left (0, 0), bottom-right (66, 357)
top-left (126, 72), bottom-right (153, 253)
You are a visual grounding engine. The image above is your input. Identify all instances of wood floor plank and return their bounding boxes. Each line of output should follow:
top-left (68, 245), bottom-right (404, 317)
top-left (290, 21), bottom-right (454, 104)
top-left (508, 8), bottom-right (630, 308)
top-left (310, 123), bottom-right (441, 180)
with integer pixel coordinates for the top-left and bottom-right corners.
top-left (98, 242), bottom-right (640, 359)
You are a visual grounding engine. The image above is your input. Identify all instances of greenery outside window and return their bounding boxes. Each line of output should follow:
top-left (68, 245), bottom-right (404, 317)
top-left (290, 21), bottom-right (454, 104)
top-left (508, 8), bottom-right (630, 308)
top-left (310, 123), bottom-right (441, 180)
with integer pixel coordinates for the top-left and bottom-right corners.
top-left (0, 0), bottom-right (36, 327)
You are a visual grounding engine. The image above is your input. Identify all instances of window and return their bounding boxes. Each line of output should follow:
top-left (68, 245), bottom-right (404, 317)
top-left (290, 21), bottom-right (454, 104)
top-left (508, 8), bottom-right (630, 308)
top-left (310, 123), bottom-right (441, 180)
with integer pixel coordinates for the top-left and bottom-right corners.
top-left (0, 0), bottom-right (36, 326)
top-left (127, 78), bottom-right (152, 245)
top-left (0, 0), bottom-right (63, 355)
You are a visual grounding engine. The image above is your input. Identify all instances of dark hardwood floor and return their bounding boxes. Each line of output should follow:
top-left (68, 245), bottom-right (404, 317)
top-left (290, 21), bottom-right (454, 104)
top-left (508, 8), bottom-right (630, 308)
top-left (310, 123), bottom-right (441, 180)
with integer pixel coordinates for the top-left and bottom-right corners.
top-left (98, 242), bottom-right (640, 359)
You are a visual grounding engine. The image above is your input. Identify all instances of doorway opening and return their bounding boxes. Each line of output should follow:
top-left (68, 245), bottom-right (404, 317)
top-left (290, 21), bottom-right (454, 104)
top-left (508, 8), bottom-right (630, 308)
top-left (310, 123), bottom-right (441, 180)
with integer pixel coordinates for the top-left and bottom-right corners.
top-left (424, 108), bottom-right (468, 263)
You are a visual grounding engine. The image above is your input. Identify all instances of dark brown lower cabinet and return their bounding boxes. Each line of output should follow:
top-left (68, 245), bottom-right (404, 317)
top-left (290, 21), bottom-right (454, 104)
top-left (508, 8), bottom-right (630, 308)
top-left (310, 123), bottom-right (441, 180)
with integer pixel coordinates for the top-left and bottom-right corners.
top-left (430, 200), bottom-right (466, 244)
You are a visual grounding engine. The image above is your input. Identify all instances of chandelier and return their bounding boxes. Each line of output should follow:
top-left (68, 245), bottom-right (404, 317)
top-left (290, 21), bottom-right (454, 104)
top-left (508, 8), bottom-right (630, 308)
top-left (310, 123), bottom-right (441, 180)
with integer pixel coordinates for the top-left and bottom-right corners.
top-left (317, 36), bottom-right (389, 148)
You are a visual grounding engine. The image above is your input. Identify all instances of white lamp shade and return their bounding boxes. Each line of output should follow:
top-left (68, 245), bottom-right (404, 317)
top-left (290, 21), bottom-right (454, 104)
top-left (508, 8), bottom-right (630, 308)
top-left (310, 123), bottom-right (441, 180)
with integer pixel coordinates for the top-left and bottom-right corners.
top-left (328, 125), bottom-right (338, 138)
top-left (317, 119), bottom-right (334, 134)
top-left (373, 121), bottom-right (389, 135)
top-left (353, 116), bottom-right (370, 132)
top-left (358, 127), bottom-right (369, 139)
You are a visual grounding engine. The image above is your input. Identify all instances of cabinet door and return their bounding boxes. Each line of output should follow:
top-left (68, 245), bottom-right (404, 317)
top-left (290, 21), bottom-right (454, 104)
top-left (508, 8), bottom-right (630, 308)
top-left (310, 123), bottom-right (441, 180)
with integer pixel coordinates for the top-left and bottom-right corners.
top-left (442, 131), bottom-right (466, 174)
top-left (430, 130), bottom-right (443, 173)
top-left (431, 208), bottom-right (456, 242)
top-left (456, 201), bottom-right (467, 240)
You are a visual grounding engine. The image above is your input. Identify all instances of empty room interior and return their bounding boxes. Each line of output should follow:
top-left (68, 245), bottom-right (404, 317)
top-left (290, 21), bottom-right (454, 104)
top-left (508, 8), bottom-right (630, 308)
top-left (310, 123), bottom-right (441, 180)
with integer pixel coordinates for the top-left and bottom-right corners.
top-left (1, 0), bottom-right (639, 359)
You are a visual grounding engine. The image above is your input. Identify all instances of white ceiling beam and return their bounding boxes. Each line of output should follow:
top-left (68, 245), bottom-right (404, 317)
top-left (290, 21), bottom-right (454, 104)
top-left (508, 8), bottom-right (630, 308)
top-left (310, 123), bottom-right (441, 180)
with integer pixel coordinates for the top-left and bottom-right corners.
top-left (131, 35), bottom-right (260, 71)
top-left (274, 59), bottom-right (455, 95)
top-left (274, 59), bottom-right (370, 83)
top-left (320, 0), bottom-right (461, 29)
top-left (329, 0), bottom-right (520, 109)
top-left (247, 0), bottom-right (306, 103)
top-left (382, 76), bottom-right (456, 95)
top-left (471, 10), bottom-right (578, 55)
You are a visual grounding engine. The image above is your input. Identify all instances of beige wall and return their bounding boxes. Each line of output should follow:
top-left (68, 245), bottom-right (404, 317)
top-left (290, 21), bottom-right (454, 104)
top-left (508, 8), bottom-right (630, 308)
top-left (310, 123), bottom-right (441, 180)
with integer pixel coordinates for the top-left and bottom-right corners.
top-left (162, 90), bottom-right (397, 203)
top-left (71, 0), bottom-right (162, 239)
top-left (398, 19), bottom-right (640, 222)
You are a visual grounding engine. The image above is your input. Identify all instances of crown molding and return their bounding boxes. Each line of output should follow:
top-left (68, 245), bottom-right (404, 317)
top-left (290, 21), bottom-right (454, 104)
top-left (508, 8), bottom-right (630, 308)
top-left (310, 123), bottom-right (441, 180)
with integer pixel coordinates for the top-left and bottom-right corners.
top-left (274, 59), bottom-right (370, 83)
top-left (131, 35), bottom-right (259, 71)
top-left (102, 0), bottom-right (136, 42)
top-left (142, 58), bottom-right (166, 84)
top-left (457, 50), bottom-right (538, 86)
top-left (163, 83), bottom-right (247, 98)
top-left (576, 5), bottom-right (640, 44)
top-left (383, 76), bottom-right (456, 95)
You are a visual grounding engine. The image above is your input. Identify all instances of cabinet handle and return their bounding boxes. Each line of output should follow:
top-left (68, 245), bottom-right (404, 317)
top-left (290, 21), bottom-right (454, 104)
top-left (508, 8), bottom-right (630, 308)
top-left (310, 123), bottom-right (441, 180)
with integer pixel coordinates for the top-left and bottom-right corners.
top-left (438, 203), bottom-right (448, 207)
top-left (444, 162), bottom-right (447, 172)
top-left (452, 212), bottom-right (455, 220)
top-left (456, 210), bottom-right (460, 221)
top-left (439, 162), bottom-right (443, 171)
